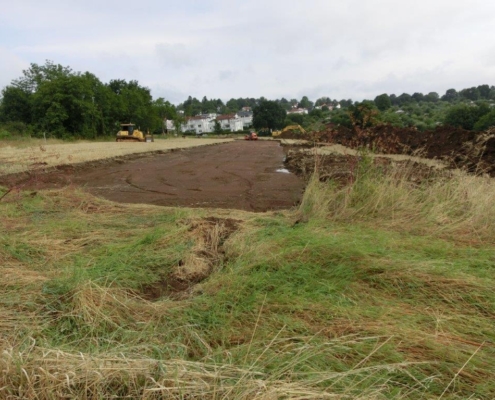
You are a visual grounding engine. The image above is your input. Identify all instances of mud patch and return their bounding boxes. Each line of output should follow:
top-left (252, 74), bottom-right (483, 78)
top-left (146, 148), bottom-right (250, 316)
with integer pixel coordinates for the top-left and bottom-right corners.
top-left (142, 217), bottom-right (240, 300)
top-left (0, 141), bottom-right (305, 212)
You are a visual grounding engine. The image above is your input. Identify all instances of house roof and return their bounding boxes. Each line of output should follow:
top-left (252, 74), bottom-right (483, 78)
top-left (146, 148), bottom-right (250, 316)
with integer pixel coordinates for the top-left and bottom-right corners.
top-left (186, 115), bottom-right (209, 121)
top-left (237, 111), bottom-right (253, 117)
top-left (216, 114), bottom-right (237, 121)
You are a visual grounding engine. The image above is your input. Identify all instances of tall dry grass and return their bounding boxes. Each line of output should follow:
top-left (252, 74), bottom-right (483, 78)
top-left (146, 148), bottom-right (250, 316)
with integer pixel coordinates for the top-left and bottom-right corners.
top-left (299, 155), bottom-right (495, 242)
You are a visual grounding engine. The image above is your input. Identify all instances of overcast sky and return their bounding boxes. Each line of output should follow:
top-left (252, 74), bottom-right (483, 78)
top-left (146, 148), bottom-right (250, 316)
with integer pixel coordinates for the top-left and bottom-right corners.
top-left (1, 0), bottom-right (495, 104)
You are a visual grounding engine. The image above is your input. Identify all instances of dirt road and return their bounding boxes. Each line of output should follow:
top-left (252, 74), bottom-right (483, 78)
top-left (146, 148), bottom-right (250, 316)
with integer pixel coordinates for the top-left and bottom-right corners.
top-left (6, 141), bottom-right (305, 212)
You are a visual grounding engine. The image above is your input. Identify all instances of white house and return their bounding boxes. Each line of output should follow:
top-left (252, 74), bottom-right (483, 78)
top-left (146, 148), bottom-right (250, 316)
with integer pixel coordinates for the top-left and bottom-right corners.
top-left (236, 111), bottom-right (253, 128)
top-left (182, 115), bottom-right (214, 135)
top-left (314, 104), bottom-right (334, 111)
top-left (216, 114), bottom-right (244, 132)
top-left (164, 119), bottom-right (174, 131)
top-left (287, 108), bottom-right (309, 115)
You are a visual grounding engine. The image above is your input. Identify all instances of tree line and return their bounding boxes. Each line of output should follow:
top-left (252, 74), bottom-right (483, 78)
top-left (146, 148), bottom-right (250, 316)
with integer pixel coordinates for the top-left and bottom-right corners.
top-left (0, 61), bottom-right (177, 139)
top-left (2, 60), bottom-right (494, 138)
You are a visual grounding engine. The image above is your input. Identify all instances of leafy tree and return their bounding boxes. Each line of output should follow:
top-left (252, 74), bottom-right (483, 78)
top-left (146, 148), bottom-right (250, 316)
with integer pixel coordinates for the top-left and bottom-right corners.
top-left (412, 92), bottom-right (424, 102)
top-left (330, 108), bottom-right (352, 128)
top-left (0, 86), bottom-right (32, 123)
top-left (477, 84), bottom-right (491, 99)
top-left (107, 79), bottom-right (155, 130)
top-left (287, 113), bottom-right (304, 125)
top-left (397, 93), bottom-right (413, 106)
top-left (214, 120), bottom-right (222, 134)
top-left (252, 100), bottom-right (286, 130)
top-left (32, 72), bottom-right (103, 138)
top-left (153, 98), bottom-right (176, 134)
top-left (460, 87), bottom-right (480, 101)
top-left (339, 99), bottom-right (353, 108)
top-left (441, 88), bottom-right (458, 102)
top-left (473, 109), bottom-right (495, 131)
top-left (12, 60), bottom-right (73, 93)
top-left (226, 98), bottom-right (239, 113)
top-left (374, 93), bottom-right (391, 111)
top-left (444, 103), bottom-right (490, 130)
top-left (424, 92), bottom-right (439, 103)
top-left (348, 101), bottom-right (379, 129)
top-left (299, 96), bottom-right (313, 109)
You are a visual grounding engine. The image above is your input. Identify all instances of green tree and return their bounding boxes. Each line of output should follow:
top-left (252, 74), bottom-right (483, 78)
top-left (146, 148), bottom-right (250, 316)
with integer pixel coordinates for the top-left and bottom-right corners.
top-left (397, 93), bottom-right (412, 106)
top-left (107, 79), bottom-right (155, 130)
top-left (225, 98), bottom-right (239, 113)
top-left (12, 60), bottom-right (73, 93)
top-left (32, 72), bottom-right (103, 138)
top-left (412, 92), bottom-right (424, 102)
top-left (287, 113), bottom-right (304, 125)
top-left (473, 109), bottom-right (495, 131)
top-left (460, 87), bottom-right (480, 101)
top-left (348, 101), bottom-right (379, 129)
top-left (424, 92), bottom-right (439, 103)
top-left (213, 120), bottom-right (222, 134)
top-left (444, 103), bottom-right (490, 130)
top-left (441, 88), bottom-right (458, 102)
top-left (374, 93), bottom-right (392, 111)
top-left (152, 98), bottom-right (176, 134)
top-left (0, 86), bottom-right (32, 123)
top-left (299, 96), bottom-right (313, 109)
top-left (252, 100), bottom-right (287, 130)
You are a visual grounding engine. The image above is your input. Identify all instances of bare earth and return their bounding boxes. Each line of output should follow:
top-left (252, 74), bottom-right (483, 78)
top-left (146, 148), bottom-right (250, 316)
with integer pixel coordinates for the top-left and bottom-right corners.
top-left (4, 141), bottom-right (305, 212)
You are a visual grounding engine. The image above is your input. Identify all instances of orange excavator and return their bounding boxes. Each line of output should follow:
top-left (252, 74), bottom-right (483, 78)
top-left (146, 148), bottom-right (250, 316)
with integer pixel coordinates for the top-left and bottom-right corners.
top-left (244, 131), bottom-right (258, 140)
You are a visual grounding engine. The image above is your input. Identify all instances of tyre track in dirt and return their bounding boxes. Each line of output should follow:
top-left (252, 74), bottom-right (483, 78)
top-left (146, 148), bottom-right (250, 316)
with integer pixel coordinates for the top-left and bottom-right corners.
top-left (4, 141), bottom-right (305, 212)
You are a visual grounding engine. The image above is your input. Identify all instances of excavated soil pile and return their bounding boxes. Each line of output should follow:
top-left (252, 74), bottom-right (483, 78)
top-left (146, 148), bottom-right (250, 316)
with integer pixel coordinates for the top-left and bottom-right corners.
top-left (281, 125), bottom-right (495, 175)
top-left (285, 150), bottom-right (441, 185)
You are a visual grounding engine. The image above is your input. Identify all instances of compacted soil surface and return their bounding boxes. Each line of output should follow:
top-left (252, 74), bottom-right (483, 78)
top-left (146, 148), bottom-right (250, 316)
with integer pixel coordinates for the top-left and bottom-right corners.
top-left (2, 141), bottom-right (305, 212)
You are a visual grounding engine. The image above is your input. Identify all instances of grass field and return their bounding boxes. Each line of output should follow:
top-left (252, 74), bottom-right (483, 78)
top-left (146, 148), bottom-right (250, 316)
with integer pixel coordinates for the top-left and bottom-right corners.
top-left (0, 149), bottom-right (494, 398)
top-left (0, 137), bottom-right (233, 175)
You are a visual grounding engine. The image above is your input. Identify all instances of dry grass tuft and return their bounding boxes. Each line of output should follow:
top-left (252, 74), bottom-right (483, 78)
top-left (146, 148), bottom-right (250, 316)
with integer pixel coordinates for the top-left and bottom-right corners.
top-left (172, 217), bottom-right (240, 283)
top-left (0, 336), bottom-right (425, 399)
top-left (0, 138), bottom-right (233, 175)
top-left (299, 155), bottom-right (495, 243)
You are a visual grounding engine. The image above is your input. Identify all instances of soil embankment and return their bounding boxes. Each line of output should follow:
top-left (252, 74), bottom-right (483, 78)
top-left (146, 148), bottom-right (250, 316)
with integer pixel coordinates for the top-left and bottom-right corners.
top-left (280, 125), bottom-right (495, 175)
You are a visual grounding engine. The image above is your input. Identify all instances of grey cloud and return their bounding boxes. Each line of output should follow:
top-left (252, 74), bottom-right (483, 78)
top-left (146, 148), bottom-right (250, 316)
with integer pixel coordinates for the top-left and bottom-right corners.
top-left (218, 70), bottom-right (237, 81)
top-left (155, 43), bottom-right (194, 69)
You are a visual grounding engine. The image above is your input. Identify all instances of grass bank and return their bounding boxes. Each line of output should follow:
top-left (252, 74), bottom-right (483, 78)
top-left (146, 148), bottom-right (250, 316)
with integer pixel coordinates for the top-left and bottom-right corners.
top-left (0, 157), bottom-right (494, 398)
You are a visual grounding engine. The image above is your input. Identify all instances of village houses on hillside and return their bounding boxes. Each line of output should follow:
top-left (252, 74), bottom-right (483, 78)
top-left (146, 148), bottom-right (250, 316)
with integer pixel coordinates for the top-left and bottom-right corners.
top-left (172, 110), bottom-right (253, 135)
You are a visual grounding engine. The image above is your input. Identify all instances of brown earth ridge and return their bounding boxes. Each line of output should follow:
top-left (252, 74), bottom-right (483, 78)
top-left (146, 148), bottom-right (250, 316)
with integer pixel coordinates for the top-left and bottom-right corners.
top-left (281, 124), bottom-right (495, 175)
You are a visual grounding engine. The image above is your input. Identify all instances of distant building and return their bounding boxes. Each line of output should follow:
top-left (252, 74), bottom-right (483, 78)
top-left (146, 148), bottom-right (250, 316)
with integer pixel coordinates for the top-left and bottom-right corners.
top-left (314, 104), bottom-right (334, 111)
top-left (164, 119), bottom-right (174, 131)
top-left (216, 114), bottom-right (244, 132)
top-left (179, 111), bottom-right (245, 135)
top-left (236, 111), bottom-right (253, 128)
top-left (287, 108), bottom-right (308, 115)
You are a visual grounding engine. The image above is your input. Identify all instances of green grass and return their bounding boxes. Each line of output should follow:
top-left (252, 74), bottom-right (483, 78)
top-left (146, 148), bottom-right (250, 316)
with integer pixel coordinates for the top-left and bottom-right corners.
top-left (0, 163), bottom-right (495, 398)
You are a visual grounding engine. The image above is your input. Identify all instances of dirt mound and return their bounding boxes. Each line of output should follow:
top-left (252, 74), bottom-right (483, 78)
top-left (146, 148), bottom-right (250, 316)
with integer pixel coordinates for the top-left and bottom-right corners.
top-left (313, 124), bottom-right (495, 175)
top-left (285, 150), bottom-right (441, 185)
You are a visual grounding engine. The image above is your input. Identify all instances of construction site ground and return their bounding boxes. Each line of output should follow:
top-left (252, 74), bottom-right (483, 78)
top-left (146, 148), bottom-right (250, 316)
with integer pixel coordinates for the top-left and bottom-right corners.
top-left (0, 141), bottom-right (305, 212)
